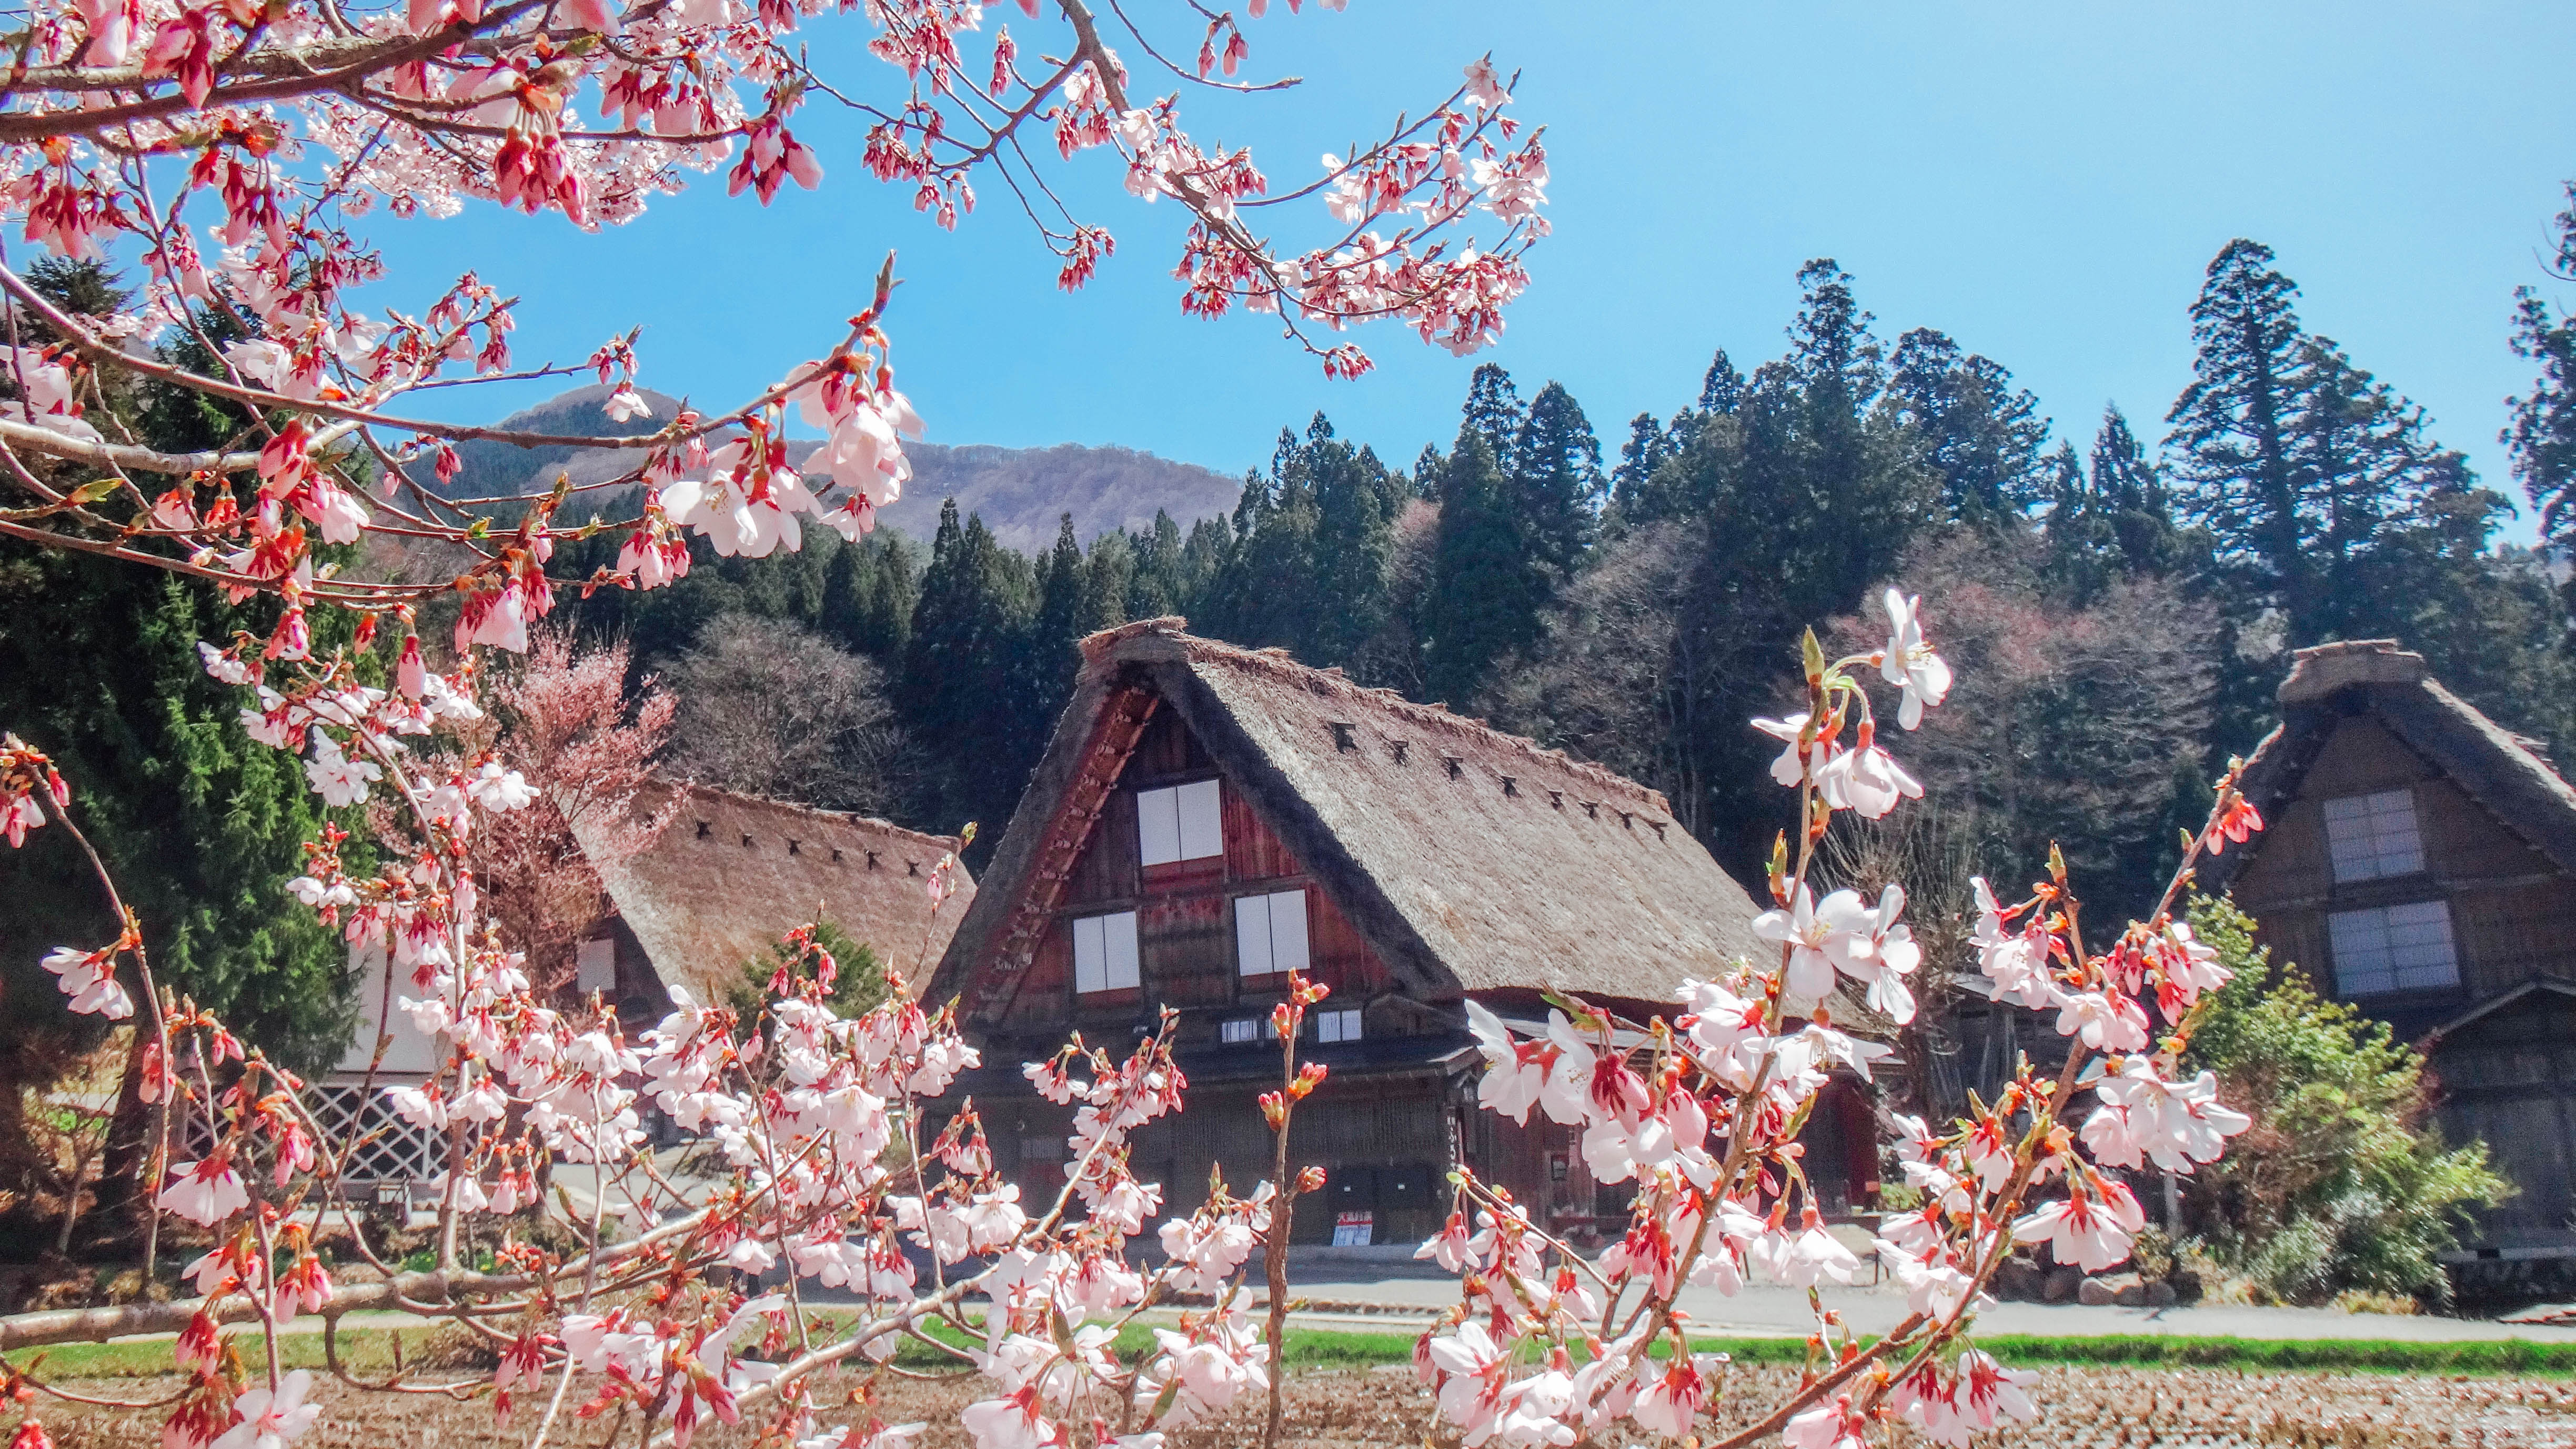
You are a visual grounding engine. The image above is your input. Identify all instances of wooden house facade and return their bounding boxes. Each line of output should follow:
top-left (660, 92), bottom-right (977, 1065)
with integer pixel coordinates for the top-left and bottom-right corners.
top-left (928, 619), bottom-right (1829, 1251)
top-left (2202, 640), bottom-right (2576, 1260)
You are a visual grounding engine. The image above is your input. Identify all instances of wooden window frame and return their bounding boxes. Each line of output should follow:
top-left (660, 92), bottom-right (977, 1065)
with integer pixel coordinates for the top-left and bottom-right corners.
top-left (1072, 910), bottom-right (1142, 995)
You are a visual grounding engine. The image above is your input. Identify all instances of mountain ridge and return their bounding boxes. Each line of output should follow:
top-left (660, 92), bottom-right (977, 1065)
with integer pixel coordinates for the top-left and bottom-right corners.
top-left (438, 383), bottom-right (1242, 551)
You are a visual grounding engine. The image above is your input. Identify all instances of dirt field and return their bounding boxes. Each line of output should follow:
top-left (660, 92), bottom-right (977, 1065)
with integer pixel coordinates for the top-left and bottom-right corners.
top-left (32, 1362), bottom-right (2576, 1448)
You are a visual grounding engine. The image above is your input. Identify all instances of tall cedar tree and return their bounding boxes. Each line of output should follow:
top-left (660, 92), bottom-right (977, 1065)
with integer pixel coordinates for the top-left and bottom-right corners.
top-left (1508, 382), bottom-right (1606, 577)
top-left (1459, 363), bottom-right (1524, 475)
top-left (901, 500), bottom-right (1036, 854)
top-left (1425, 429), bottom-right (1541, 707)
top-left (1611, 412), bottom-right (1675, 516)
top-left (2166, 240), bottom-right (2314, 630)
top-left (2507, 182), bottom-right (2576, 615)
top-left (1022, 515), bottom-right (1088, 728)
top-left (2044, 406), bottom-right (2195, 601)
top-left (1077, 530), bottom-right (1134, 637)
top-left (1886, 327), bottom-right (2050, 526)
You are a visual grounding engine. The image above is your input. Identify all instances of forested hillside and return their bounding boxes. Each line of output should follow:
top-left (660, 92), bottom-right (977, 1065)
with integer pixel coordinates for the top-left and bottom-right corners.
top-left (552, 213), bottom-right (2576, 922)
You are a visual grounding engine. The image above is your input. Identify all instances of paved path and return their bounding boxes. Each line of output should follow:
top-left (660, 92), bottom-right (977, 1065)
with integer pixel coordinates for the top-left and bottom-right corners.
top-left (1273, 1273), bottom-right (2576, 1342)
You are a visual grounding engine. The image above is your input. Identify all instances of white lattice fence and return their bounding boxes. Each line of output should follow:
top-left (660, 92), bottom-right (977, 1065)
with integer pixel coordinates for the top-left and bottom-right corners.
top-left (176, 1080), bottom-right (444, 1190)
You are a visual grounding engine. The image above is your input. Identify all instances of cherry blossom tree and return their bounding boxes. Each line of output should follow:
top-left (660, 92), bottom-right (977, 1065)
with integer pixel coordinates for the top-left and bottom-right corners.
top-left (1412, 592), bottom-right (2261, 1449)
top-left (459, 626), bottom-right (679, 992)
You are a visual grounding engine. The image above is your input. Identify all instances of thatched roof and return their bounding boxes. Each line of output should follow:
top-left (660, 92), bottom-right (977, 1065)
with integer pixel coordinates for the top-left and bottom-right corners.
top-left (932, 619), bottom-right (1769, 1018)
top-left (2201, 640), bottom-right (2576, 891)
top-left (592, 782), bottom-right (974, 1000)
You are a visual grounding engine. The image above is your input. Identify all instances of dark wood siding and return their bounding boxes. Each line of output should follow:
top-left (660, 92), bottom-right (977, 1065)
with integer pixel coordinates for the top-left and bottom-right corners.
top-left (990, 699), bottom-right (1405, 1045)
top-left (2227, 711), bottom-right (2576, 1253)
top-left (2231, 717), bottom-right (2574, 1007)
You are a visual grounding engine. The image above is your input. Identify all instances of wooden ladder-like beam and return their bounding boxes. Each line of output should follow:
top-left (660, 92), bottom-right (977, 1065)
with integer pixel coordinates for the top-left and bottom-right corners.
top-left (976, 689), bottom-right (1160, 1014)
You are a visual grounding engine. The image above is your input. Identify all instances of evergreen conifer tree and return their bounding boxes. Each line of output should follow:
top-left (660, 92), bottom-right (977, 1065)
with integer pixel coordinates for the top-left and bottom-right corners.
top-left (1887, 327), bottom-right (2050, 526)
top-left (1460, 363), bottom-right (1524, 474)
top-left (901, 501), bottom-right (1035, 848)
top-left (1611, 412), bottom-right (1673, 516)
top-left (1508, 381), bottom-right (1605, 577)
top-left (1425, 430), bottom-right (1543, 706)
top-left (1078, 531), bottom-right (1133, 637)
top-left (2507, 183), bottom-right (2576, 615)
top-left (2166, 239), bottom-right (2311, 623)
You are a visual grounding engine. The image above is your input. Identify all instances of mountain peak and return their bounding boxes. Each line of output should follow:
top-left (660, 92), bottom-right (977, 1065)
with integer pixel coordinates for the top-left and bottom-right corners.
top-left (439, 384), bottom-right (1239, 549)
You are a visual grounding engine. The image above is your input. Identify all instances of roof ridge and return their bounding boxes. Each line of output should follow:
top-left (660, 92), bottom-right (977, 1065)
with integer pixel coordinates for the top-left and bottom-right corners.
top-left (1098, 627), bottom-right (1675, 817)
top-left (658, 778), bottom-right (965, 852)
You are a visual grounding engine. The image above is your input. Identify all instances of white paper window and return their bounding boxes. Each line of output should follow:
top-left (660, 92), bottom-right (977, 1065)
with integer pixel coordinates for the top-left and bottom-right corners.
top-left (1316, 1008), bottom-right (1363, 1043)
top-left (2328, 900), bottom-right (2458, 995)
top-left (1221, 1017), bottom-right (1262, 1045)
top-left (1233, 889), bottom-right (1311, 977)
top-left (1072, 911), bottom-right (1141, 994)
top-left (1137, 779), bottom-right (1224, 867)
top-left (2322, 789), bottom-right (2425, 883)
top-left (576, 937), bottom-right (617, 994)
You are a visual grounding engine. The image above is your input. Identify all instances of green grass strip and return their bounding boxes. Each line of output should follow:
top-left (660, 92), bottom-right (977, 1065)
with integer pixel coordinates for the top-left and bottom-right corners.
top-left (14, 1324), bottom-right (2573, 1383)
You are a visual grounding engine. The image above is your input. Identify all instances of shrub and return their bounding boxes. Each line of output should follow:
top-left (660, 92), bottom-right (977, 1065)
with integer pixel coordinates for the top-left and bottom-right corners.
top-left (2178, 895), bottom-right (2510, 1302)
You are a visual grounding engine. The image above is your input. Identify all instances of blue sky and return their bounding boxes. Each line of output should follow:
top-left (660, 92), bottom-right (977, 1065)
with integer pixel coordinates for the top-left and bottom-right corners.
top-left (379, 1), bottom-right (2576, 540)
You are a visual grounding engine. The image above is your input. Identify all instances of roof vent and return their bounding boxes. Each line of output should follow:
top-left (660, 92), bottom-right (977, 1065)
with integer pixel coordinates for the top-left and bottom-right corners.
top-left (1501, 776), bottom-right (1518, 797)
top-left (1329, 721), bottom-right (1357, 752)
top-left (695, 821), bottom-right (711, 839)
top-left (1582, 801), bottom-right (1599, 819)
top-left (867, 849), bottom-right (882, 870)
top-left (1548, 789), bottom-right (1564, 809)
top-left (788, 839), bottom-right (801, 856)
top-left (1444, 756), bottom-right (1465, 779)
top-left (741, 833), bottom-right (755, 848)
top-left (907, 859), bottom-right (920, 876)
top-left (1618, 810), bottom-right (1634, 829)
top-left (2279, 639), bottom-right (2427, 705)
top-left (831, 847), bottom-right (844, 863)
top-left (1650, 820), bottom-right (1667, 839)
top-left (1389, 739), bottom-right (1409, 764)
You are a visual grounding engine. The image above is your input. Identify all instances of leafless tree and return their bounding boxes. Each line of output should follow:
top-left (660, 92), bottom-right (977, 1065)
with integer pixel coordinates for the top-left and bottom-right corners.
top-left (1829, 528), bottom-right (2220, 922)
top-left (663, 617), bottom-right (921, 819)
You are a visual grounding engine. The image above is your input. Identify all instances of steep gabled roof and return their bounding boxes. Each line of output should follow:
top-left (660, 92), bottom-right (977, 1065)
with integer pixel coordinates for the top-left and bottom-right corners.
top-left (590, 782), bottom-right (974, 1001)
top-left (931, 619), bottom-right (1769, 1018)
top-left (2202, 639), bottom-right (2576, 891)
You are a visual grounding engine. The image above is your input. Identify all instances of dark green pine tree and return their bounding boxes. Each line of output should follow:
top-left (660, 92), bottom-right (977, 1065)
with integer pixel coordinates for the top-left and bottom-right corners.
top-left (2165, 239), bottom-right (2312, 627)
top-left (1020, 515), bottom-right (1088, 724)
top-left (1425, 430), bottom-right (1547, 707)
top-left (1076, 530), bottom-right (1133, 637)
top-left (901, 500), bottom-right (1037, 850)
top-left (1697, 348), bottom-right (1747, 417)
top-left (1199, 430), bottom-right (1322, 652)
top-left (2290, 336), bottom-right (2442, 643)
top-left (819, 532), bottom-right (918, 665)
top-left (2044, 406), bottom-right (2193, 599)
top-left (1, 260), bottom-right (355, 1078)
top-left (0, 560), bottom-right (356, 1072)
top-left (1610, 412), bottom-right (1674, 517)
top-left (2088, 404), bottom-right (2189, 579)
top-left (2507, 183), bottom-right (2576, 618)
top-left (1507, 382), bottom-right (1605, 578)
top-left (1411, 443), bottom-right (1446, 503)
top-left (1307, 431), bottom-right (1400, 668)
top-left (1887, 327), bottom-right (2051, 526)
top-left (1787, 259), bottom-right (1885, 487)
top-left (1124, 510), bottom-right (1189, 620)
top-left (1460, 364), bottom-right (1525, 475)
